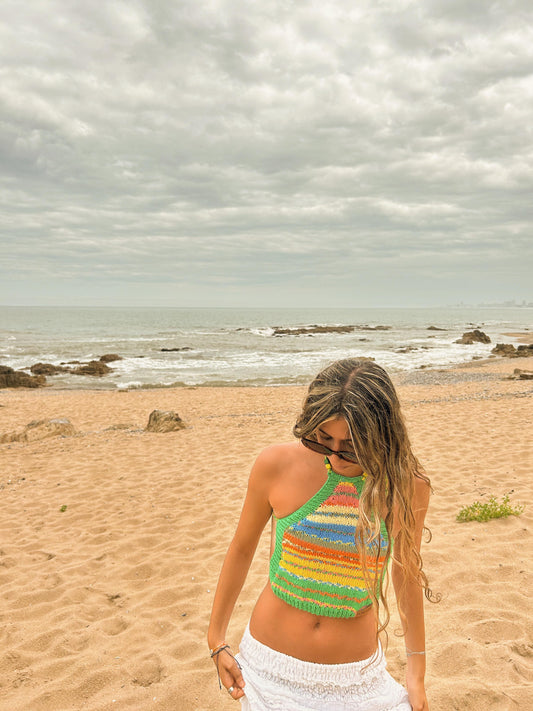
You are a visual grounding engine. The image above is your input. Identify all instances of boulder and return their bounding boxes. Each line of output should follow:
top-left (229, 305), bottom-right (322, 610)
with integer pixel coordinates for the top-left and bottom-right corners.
top-left (0, 366), bottom-right (46, 388)
top-left (519, 371), bottom-right (533, 379)
top-left (30, 362), bottom-right (69, 375)
top-left (455, 329), bottom-right (491, 345)
top-left (491, 343), bottom-right (517, 357)
top-left (70, 360), bottom-right (112, 376)
top-left (507, 368), bottom-right (533, 381)
top-left (145, 410), bottom-right (186, 433)
top-left (99, 354), bottom-right (123, 363)
top-left (427, 326), bottom-right (447, 331)
top-left (516, 344), bottom-right (533, 357)
top-left (0, 418), bottom-right (76, 444)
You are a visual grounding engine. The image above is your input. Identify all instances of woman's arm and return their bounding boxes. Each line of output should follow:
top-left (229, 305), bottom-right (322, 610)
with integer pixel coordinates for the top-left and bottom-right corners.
top-left (207, 447), bottom-right (277, 699)
top-left (391, 475), bottom-right (431, 711)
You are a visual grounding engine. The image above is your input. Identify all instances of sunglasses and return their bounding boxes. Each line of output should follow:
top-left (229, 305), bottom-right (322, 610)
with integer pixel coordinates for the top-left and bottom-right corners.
top-left (301, 437), bottom-right (359, 463)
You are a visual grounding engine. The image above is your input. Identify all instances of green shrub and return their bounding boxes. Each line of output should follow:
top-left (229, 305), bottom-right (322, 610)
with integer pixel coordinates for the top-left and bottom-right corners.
top-left (456, 494), bottom-right (524, 523)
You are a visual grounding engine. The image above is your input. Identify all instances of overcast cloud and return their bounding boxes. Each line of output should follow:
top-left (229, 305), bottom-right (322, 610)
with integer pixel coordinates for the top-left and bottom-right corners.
top-left (1, 0), bottom-right (532, 307)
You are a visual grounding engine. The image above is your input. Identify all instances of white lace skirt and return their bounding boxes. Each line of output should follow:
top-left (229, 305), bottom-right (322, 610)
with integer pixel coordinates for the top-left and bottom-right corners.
top-left (235, 624), bottom-right (411, 711)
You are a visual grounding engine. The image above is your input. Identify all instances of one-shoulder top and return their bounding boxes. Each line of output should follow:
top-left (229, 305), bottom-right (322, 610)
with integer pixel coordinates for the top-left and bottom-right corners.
top-left (269, 458), bottom-right (390, 617)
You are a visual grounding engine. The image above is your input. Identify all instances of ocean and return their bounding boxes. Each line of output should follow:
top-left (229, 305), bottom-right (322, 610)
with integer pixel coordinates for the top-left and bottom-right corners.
top-left (1, 306), bottom-right (531, 390)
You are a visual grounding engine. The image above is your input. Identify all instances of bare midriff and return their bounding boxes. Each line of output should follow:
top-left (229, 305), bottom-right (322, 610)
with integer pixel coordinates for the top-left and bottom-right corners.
top-left (249, 582), bottom-right (379, 664)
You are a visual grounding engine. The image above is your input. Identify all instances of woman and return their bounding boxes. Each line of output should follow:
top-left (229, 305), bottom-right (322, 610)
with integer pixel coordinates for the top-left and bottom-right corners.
top-left (208, 358), bottom-right (434, 710)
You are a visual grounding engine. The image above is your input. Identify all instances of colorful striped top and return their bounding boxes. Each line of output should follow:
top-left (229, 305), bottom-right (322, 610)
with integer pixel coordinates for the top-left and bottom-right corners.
top-left (269, 459), bottom-right (390, 617)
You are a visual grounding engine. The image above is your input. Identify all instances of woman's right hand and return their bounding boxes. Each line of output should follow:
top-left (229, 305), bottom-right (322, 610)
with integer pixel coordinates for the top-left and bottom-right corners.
top-left (213, 648), bottom-right (246, 700)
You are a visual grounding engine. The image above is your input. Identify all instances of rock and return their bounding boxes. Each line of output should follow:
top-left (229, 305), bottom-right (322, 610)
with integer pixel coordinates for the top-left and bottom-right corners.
top-left (99, 354), bottom-right (123, 363)
top-left (0, 366), bottom-right (46, 388)
top-left (507, 369), bottom-right (533, 381)
top-left (30, 362), bottom-right (69, 375)
top-left (272, 325), bottom-right (355, 336)
top-left (161, 347), bottom-right (193, 352)
top-left (427, 326), bottom-right (447, 331)
top-left (70, 360), bottom-right (112, 376)
top-left (492, 343), bottom-right (517, 357)
top-left (145, 410), bottom-right (186, 433)
top-left (516, 344), bottom-right (533, 357)
top-left (490, 343), bottom-right (532, 358)
top-left (396, 346), bottom-right (419, 354)
top-left (455, 330), bottom-right (491, 345)
top-left (0, 418), bottom-right (76, 444)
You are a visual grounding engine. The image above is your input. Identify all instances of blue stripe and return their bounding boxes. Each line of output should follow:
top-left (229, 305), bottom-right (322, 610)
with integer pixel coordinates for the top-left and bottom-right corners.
top-left (292, 519), bottom-right (388, 548)
top-left (292, 520), bottom-right (356, 544)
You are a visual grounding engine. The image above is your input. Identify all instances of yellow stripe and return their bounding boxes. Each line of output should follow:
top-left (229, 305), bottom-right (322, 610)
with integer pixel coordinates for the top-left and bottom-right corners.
top-left (306, 510), bottom-right (358, 524)
top-left (280, 551), bottom-right (384, 580)
top-left (281, 559), bottom-right (367, 586)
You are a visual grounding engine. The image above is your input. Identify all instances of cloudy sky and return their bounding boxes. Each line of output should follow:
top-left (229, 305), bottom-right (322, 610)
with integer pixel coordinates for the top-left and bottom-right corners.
top-left (1, 0), bottom-right (532, 308)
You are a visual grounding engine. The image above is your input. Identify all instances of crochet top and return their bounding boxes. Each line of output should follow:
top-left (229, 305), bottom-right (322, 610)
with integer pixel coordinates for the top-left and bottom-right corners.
top-left (269, 458), bottom-right (390, 617)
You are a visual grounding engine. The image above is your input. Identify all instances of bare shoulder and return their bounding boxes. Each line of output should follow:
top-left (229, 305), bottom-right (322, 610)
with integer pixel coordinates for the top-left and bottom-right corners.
top-left (250, 442), bottom-right (300, 479)
top-left (247, 442), bottom-right (301, 498)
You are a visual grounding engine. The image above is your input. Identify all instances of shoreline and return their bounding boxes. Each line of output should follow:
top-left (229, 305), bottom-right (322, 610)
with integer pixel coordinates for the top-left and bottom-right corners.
top-left (2, 323), bottom-right (530, 392)
top-left (1, 355), bottom-right (532, 710)
top-left (4, 350), bottom-right (533, 394)
top-left (2, 351), bottom-right (532, 396)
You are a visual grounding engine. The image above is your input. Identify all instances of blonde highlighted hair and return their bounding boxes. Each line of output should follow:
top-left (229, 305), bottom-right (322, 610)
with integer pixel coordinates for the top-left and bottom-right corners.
top-left (293, 358), bottom-right (437, 635)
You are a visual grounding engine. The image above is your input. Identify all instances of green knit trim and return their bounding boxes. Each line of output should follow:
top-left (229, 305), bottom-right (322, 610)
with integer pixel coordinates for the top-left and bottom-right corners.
top-left (270, 585), bottom-right (363, 618)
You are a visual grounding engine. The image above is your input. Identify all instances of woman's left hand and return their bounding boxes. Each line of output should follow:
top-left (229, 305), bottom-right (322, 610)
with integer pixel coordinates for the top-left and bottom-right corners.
top-left (406, 678), bottom-right (429, 711)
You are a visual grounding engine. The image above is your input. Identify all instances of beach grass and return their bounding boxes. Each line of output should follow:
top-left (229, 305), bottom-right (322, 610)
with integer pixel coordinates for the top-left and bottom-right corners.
top-left (456, 494), bottom-right (524, 522)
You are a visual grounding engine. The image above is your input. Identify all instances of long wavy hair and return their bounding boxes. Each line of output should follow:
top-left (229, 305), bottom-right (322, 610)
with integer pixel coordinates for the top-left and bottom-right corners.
top-left (293, 358), bottom-right (437, 637)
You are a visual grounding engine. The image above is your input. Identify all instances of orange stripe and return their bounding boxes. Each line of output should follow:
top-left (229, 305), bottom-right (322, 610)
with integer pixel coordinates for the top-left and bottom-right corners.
top-left (284, 532), bottom-right (386, 565)
top-left (274, 572), bottom-right (371, 602)
top-left (271, 582), bottom-right (367, 611)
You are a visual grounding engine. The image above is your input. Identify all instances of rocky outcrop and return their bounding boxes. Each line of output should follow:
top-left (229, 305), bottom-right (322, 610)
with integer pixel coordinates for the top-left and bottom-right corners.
top-left (99, 354), bottom-right (123, 363)
top-left (161, 347), bottom-right (193, 352)
top-left (30, 363), bottom-right (69, 375)
top-left (145, 410), bottom-right (186, 433)
top-left (455, 330), bottom-right (491, 344)
top-left (427, 326), bottom-right (447, 331)
top-left (0, 366), bottom-right (46, 388)
top-left (70, 360), bottom-right (112, 376)
top-left (517, 345), bottom-right (533, 356)
top-left (272, 325), bottom-right (355, 336)
top-left (492, 343), bottom-right (517, 357)
top-left (0, 418), bottom-right (76, 444)
top-left (29, 355), bottom-right (122, 377)
top-left (492, 343), bottom-right (533, 358)
top-left (395, 346), bottom-right (429, 354)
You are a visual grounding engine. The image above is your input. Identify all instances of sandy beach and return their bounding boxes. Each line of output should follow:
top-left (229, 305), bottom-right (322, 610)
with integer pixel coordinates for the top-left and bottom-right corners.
top-left (1, 356), bottom-right (531, 711)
